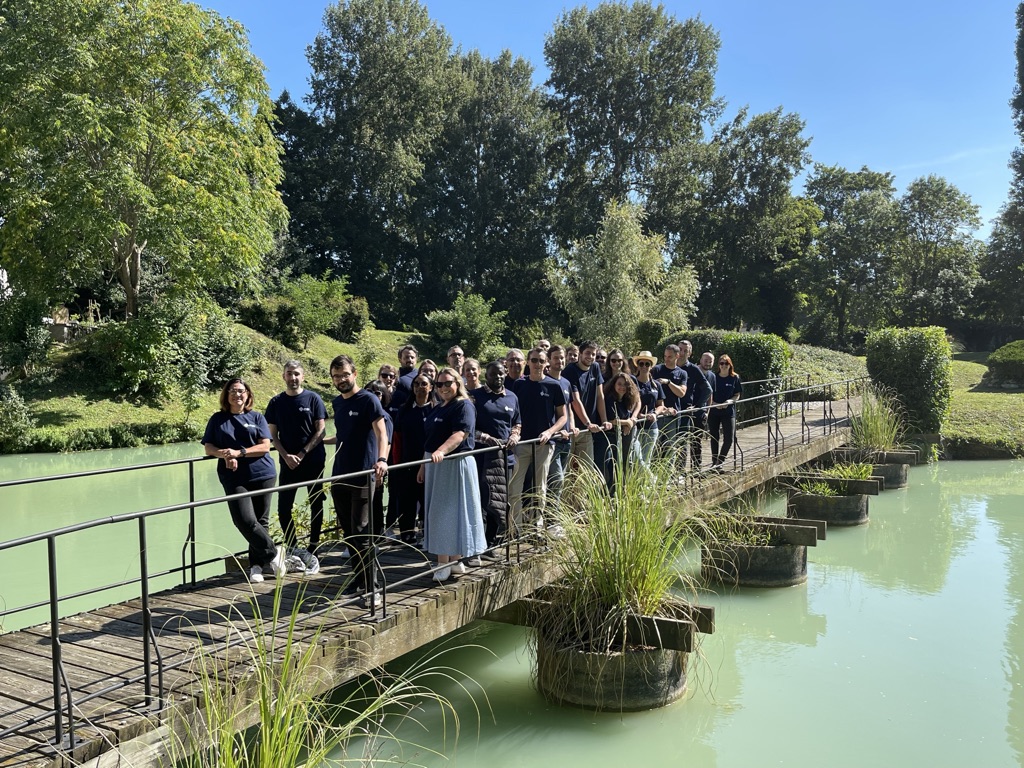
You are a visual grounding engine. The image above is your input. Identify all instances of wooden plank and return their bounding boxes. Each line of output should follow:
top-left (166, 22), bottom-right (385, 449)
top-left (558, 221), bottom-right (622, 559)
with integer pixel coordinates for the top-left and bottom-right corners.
top-left (750, 514), bottom-right (826, 541)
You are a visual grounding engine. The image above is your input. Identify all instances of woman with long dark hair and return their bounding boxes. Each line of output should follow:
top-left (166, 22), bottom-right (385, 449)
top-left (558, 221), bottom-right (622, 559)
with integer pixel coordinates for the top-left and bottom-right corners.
top-left (596, 372), bottom-right (641, 491)
top-left (202, 378), bottom-right (284, 583)
top-left (709, 354), bottom-right (743, 470)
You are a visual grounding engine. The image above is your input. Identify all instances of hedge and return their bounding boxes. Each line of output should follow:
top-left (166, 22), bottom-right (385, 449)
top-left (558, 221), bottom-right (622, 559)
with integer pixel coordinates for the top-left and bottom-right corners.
top-left (986, 339), bottom-right (1024, 387)
top-left (866, 326), bottom-right (952, 433)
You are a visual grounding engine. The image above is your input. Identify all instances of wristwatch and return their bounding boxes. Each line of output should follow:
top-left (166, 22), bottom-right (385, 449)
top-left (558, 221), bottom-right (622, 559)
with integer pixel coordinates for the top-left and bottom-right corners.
top-left (376, 457), bottom-right (387, 463)
top-left (239, 446), bottom-right (247, 457)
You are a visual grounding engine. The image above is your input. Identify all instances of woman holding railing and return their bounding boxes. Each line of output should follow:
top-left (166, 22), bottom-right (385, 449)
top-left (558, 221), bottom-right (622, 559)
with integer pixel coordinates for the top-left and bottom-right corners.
top-left (709, 355), bottom-right (743, 471)
top-left (202, 378), bottom-right (285, 583)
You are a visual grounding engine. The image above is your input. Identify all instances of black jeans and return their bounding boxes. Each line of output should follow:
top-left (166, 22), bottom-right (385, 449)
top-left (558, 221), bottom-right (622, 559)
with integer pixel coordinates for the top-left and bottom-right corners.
top-left (331, 479), bottom-right (380, 593)
top-left (386, 466), bottom-right (423, 541)
top-left (223, 477), bottom-right (277, 568)
top-left (708, 408), bottom-right (736, 465)
top-left (277, 459), bottom-right (326, 550)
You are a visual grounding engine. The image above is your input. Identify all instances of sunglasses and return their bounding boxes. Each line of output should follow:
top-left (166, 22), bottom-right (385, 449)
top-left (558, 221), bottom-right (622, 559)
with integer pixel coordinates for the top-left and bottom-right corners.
top-left (436, 380), bottom-right (456, 388)
top-left (637, 361), bottom-right (652, 367)
top-left (380, 373), bottom-right (396, 379)
top-left (529, 357), bottom-right (546, 364)
top-left (609, 358), bottom-right (624, 364)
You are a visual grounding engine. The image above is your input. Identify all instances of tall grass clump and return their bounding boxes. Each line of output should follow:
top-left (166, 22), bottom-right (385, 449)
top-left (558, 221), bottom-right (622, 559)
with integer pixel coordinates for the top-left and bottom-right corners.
top-left (851, 385), bottom-right (906, 451)
top-left (535, 452), bottom-right (702, 655)
top-left (165, 584), bottom-right (470, 767)
top-left (820, 461), bottom-right (874, 480)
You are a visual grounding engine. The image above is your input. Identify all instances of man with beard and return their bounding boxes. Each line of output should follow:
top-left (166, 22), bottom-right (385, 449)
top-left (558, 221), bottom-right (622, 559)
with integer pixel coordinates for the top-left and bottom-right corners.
top-left (676, 340), bottom-right (713, 471)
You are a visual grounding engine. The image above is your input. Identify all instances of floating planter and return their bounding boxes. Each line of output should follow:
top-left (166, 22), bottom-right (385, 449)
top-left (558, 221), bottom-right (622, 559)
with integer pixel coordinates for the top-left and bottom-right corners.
top-left (787, 483), bottom-right (869, 526)
top-left (701, 516), bottom-right (825, 588)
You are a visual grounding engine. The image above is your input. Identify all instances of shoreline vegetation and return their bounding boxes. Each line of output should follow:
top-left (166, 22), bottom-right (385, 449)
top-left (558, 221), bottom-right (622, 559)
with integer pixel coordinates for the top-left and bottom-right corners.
top-left (2, 328), bottom-right (1021, 458)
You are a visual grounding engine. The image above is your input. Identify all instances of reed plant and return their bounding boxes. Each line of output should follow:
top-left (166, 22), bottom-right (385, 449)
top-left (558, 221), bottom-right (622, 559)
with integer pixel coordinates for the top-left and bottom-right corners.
top-left (820, 461), bottom-right (874, 480)
top-left (795, 479), bottom-right (839, 497)
top-left (164, 582), bottom-right (470, 767)
top-left (851, 385), bottom-right (906, 451)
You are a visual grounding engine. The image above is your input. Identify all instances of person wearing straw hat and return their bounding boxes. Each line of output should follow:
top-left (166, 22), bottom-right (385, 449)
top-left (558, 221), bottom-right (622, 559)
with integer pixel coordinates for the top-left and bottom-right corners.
top-left (632, 351), bottom-right (666, 469)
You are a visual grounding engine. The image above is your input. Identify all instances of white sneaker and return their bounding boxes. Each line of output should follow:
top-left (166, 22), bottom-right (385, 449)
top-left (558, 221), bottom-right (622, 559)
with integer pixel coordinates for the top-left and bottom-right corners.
top-left (249, 565), bottom-right (264, 583)
top-left (465, 557), bottom-right (483, 567)
top-left (546, 524), bottom-right (566, 540)
top-left (269, 546), bottom-right (286, 578)
top-left (451, 561), bottom-right (468, 575)
top-left (432, 566), bottom-right (452, 582)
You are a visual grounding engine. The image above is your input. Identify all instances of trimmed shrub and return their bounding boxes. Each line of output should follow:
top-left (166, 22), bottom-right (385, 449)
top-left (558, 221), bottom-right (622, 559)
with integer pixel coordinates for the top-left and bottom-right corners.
top-left (866, 326), bottom-right (952, 433)
top-left (332, 295), bottom-right (370, 343)
top-left (422, 293), bottom-right (507, 359)
top-left (986, 340), bottom-right (1024, 387)
top-left (634, 318), bottom-right (669, 354)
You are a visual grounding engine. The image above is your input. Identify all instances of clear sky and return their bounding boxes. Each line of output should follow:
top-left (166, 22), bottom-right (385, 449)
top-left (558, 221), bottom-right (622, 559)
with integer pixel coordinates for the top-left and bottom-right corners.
top-left (203, 0), bottom-right (1020, 236)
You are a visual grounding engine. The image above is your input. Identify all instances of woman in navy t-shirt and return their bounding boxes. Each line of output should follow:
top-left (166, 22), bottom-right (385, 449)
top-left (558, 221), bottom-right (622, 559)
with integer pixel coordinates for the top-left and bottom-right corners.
top-left (202, 378), bottom-right (282, 583)
top-left (709, 355), bottom-right (743, 469)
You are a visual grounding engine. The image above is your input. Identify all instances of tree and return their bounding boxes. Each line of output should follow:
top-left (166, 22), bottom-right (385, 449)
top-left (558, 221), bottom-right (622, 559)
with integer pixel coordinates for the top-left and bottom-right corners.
top-left (549, 201), bottom-right (699, 348)
top-left (282, 275), bottom-right (350, 349)
top-left (421, 293), bottom-right (507, 360)
top-left (545, 0), bottom-right (721, 244)
top-left (891, 176), bottom-right (983, 326)
top-left (0, 0), bottom-right (287, 318)
top-left (803, 165), bottom-right (899, 347)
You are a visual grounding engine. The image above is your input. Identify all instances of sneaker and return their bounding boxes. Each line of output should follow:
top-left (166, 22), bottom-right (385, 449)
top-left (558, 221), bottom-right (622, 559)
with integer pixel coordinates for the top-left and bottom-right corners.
top-left (464, 557), bottom-right (484, 567)
top-left (432, 566), bottom-right (452, 582)
top-left (360, 591), bottom-right (382, 610)
top-left (339, 546), bottom-right (350, 559)
top-left (451, 561), bottom-right (468, 575)
top-left (546, 524), bottom-right (566, 540)
top-left (269, 546), bottom-right (287, 578)
top-left (481, 549), bottom-right (502, 562)
top-left (249, 565), bottom-right (264, 583)
top-left (291, 548), bottom-right (320, 576)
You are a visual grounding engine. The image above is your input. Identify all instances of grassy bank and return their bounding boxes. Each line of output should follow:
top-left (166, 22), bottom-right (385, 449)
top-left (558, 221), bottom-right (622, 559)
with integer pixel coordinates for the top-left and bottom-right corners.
top-left (13, 327), bottom-right (411, 453)
top-left (942, 358), bottom-right (1024, 458)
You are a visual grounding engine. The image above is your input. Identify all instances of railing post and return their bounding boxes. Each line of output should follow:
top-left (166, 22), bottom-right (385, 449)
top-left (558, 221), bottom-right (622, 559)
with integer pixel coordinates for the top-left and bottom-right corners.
top-left (189, 461), bottom-right (197, 586)
top-left (138, 518), bottom-right (154, 707)
top-left (46, 536), bottom-right (68, 747)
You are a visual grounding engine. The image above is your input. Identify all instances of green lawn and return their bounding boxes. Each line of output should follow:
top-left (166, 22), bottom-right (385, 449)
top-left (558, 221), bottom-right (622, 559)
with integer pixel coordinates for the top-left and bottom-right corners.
top-left (942, 359), bottom-right (1024, 458)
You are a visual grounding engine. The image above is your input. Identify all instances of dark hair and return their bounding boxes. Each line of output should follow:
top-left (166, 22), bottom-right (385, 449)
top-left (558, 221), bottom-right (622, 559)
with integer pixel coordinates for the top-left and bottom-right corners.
top-left (398, 344), bottom-right (418, 359)
top-left (578, 340), bottom-right (599, 353)
top-left (364, 379), bottom-right (392, 408)
top-left (219, 378), bottom-right (255, 413)
top-left (330, 354), bottom-right (355, 373)
top-left (603, 372), bottom-right (638, 409)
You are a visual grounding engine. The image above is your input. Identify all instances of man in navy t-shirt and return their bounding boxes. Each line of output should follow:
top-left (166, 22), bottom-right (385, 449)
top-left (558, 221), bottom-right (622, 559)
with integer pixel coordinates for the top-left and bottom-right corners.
top-left (509, 347), bottom-right (567, 533)
top-left (266, 361), bottom-right (327, 556)
top-left (652, 343), bottom-right (688, 464)
top-left (677, 340), bottom-right (713, 471)
top-left (545, 344), bottom-right (576, 505)
top-left (326, 355), bottom-right (390, 606)
top-left (561, 340), bottom-right (610, 467)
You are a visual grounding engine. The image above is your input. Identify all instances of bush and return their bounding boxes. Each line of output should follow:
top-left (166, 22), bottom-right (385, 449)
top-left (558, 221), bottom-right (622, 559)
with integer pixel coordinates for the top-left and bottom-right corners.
top-left (0, 382), bottom-right (35, 453)
top-left (986, 339), bottom-right (1024, 387)
top-left (333, 296), bottom-right (370, 343)
top-left (0, 291), bottom-right (53, 377)
top-left (283, 275), bottom-right (350, 349)
top-left (422, 293), bottom-right (507, 359)
top-left (866, 326), bottom-right (952, 433)
top-left (634, 318), bottom-right (669, 354)
top-left (238, 295), bottom-right (299, 349)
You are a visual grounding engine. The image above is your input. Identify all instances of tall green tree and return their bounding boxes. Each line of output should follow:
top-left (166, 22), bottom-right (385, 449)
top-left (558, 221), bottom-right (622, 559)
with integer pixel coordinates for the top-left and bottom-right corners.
top-left (303, 0), bottom-right (458, 325)
top-left (544, 0), bottom-right (721, 245)
top-left (549, 201), bottom-right (699, 348)
top-left (803, 165), bottom-right (899, 347)
top-left (0, 0), bottom-right (287, 318)
top-left (891, 175), bottom-right (983, 326)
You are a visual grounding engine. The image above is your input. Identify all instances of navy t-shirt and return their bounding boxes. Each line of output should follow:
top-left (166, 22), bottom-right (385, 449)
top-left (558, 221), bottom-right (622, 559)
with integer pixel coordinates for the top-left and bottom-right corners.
top-left (550, 375), bottom-right (573, 438)
top-left (636, 378), bottom-right (665, 427)
top-left (513, 376), bottom-right (565, 440)
top-left (395, 401), bottom-right (434, 462)
top-left (652, 363), bottom-right (688, 410)
top-left (679, 361), bottom-right (712, 410)
top-left (264, 389), bottom-right (327, 462)
top-left (562, 362), bottom-right (603, 423)
top-left (202, 410), bottom-right (276, 485)
top-left (424, 398), bottom-right (476, 453)
top-left (471, 387), bottom-right (521, 443)
top-left (712, 373), bottom-right (743, 416)
top-left (331, 389), bottom-right (386, 476)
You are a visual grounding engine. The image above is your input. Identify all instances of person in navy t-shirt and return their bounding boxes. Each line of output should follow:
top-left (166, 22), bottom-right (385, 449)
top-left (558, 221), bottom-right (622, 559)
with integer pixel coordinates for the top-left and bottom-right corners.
top-left (709, 354), bottom-right (743, 469)
top-left (324, 355), bottom-right (390, 606)
top-left (472, 361), bottom-right (522, 550)
top-left (652, 343), bottom-right (688, 465)
top-left (562, 340), bottom-right (610, 466)
top-left (265, 361), bottom-right (327, 555)
top-left (202, 378), bottom-right (283, 584)
top-left (677, 340), bottom-right (713, 471)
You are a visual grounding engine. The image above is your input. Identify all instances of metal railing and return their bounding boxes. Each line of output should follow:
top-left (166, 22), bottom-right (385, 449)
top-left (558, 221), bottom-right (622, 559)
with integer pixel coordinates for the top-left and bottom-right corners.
top-left (0, 374), bottom-right (866, 751)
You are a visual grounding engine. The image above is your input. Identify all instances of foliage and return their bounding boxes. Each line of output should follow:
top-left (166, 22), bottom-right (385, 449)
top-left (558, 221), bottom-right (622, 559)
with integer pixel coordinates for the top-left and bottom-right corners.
top-left (634, 318), bottom-right (670, 356)
top-left (943, 389), bottom-right (1024, 458)
top-left (0, 382), bottom-right (35, 453)
top-left (866, 326), bottom-right (952, 433)
top-left (0, 0), bottom-right (287, 318)
top-left (76, 296), bottom-right (254, 401)
top-left (23, 421), bottom-right (201, 453)
top-left (0, 290), bottom-right (52, 377)
top-left (545, 1), bottom-right (721, 244)
top-left (662, 329), bottom-right (791, 384)
top-left (421, 293), bottom-right (507, 360)
top-left (551, 202), bottom-right (699, 348)
top-left (820, 462), bottom-right (874, 480)
top-left (282, 275), bottom-right (350, 350)
top-left (850, 385), bottom-right (907, 452)
top-left (333, 295), bottom-right (371, 343)
top-left (354, 322), bottom-right (390, 381)
top-left (985, 339), bottom-right (1024, 386)
top-left (795, 480), bottom-right (838, 497)
top-left (165, 584), bottom-right (470, 767)
top-left (237, 295), bottom-right (299, 349)
top-left (786, 344), bottom-right (867, 401)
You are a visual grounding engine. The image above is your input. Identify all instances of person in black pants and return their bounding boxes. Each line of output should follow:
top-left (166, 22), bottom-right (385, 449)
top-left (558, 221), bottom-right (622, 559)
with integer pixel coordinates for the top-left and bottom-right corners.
top-left (709, 354), bottom-right (743, 470)
top-left (202, 378), bottom-right (284, 584)
top-left (324, 355), bottom-right (390, 608)
top-left (389, 373), bottom-right (435, 544)
top-left (266, 361), bottom-right (327, 555)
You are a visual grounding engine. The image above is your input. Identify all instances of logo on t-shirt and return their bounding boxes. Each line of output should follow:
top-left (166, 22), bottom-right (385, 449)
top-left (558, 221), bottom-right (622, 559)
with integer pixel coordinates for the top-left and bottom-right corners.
top-left (348, 410), bottom-right (360, 417)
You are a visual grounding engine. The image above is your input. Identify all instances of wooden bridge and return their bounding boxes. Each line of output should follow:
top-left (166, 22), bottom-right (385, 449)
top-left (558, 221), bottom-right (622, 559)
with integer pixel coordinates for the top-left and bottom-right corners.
top-left (0, 390), bottom-right (856, 768)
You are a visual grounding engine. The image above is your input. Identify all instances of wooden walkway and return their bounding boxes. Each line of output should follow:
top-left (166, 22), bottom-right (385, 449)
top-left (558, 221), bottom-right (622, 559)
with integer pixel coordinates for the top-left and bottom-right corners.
top-left (0, 397), bottom-right (854, 768)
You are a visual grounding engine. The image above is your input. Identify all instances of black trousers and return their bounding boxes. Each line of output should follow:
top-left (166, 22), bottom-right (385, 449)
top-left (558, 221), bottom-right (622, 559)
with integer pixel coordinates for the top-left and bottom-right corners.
top-left (386, 466), bottom-right (423, 541)
top-left (223, 477), bottom-right (277, 568)
top-left (277, 459), bottom-right (326, 550)
top-left (708, 409), bottom-right (736, 464)
top-left (331, 479), bottom-right (380, 592)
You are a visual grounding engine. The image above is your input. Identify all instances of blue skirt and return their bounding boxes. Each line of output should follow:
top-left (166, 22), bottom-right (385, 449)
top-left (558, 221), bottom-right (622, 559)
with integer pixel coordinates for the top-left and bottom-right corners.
top-left (423, 452), bottom-right (486, 557)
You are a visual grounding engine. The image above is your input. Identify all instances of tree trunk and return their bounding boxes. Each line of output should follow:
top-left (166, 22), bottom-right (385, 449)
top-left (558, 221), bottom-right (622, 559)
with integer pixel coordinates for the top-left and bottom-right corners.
top-left (113, 239), bottom-right (145, 319)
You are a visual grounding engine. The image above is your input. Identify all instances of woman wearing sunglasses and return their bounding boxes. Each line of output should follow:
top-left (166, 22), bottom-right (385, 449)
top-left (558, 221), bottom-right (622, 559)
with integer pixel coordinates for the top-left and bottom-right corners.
top-left (632, 351), bottom-right (666, 469)
top-left (709, 355), bottom-right (743, 470)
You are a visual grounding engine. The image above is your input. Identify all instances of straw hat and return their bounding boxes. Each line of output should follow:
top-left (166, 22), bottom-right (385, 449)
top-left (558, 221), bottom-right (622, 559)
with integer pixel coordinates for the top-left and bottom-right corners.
top-left (632, 350), bottom-right (657, 366)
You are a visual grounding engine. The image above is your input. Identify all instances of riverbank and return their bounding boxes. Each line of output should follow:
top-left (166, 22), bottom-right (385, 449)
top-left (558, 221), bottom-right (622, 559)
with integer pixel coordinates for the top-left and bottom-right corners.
top-left (941, 358), bottom-right (1024, 458)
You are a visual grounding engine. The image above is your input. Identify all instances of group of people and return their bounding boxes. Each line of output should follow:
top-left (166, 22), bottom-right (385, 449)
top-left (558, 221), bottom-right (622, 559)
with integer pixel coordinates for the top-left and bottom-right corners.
top-left (200, 340), bottom-right (743, 603)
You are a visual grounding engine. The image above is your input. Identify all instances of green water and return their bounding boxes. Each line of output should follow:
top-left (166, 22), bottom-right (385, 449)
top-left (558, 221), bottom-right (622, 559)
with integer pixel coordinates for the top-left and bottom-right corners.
top-left (0, 444), bottom-right (240, 631)
top-left (349, 459), bottom-right (1024, 768)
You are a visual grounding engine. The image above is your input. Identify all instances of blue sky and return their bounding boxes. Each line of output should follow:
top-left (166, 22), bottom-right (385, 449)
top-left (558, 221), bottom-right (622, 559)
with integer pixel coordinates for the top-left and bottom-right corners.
top-left (203, 0), bottom-right (1020, 236)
